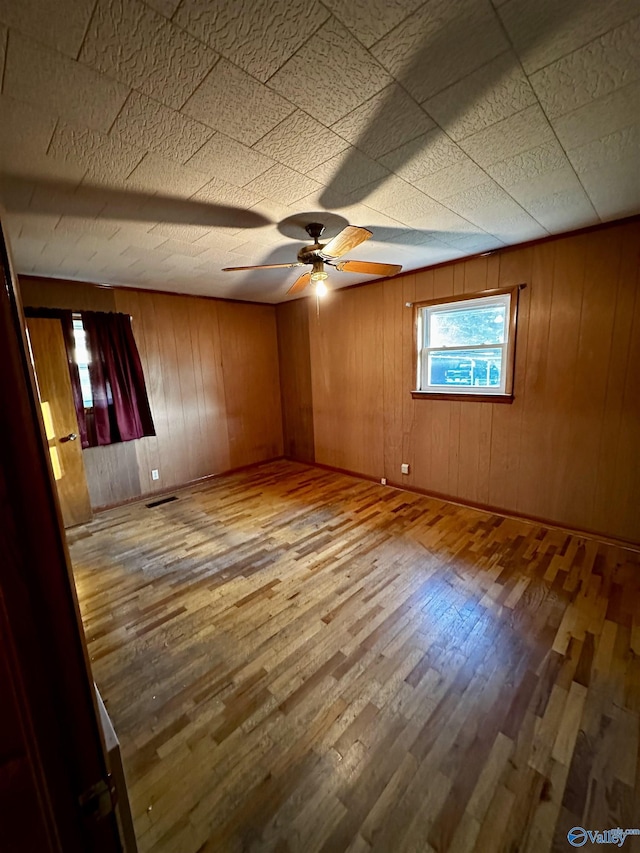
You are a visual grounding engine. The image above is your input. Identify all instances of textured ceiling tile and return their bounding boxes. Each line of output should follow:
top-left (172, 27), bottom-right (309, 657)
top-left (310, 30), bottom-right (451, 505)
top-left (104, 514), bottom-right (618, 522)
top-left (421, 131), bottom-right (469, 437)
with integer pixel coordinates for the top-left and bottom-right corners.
top-left (4, 31), bottom-right (130, 132)
top-left (372, 0), bottom-right (508, 103)
top-left (191, 177), bottom-right (264, 210)
top-left (442, 180), bottom-right (517, 214)
top-left (111, 91), bottom-right (213, 164)
top-left (357, 175), bottom-right (429, 213)
top-left (30, 184), bottom-right (105, 218)
top-left (121, 244), bottom-right (173, 262)
top-left (567, 123), bottom-right (640, 175)
top-left (245, 197), bottom-right (294, 229)
top-left (49, 124), bottom-right (145, 183)
top-left (478, 216), bottom-right (547, 243)
top-left (486, 139), bottom-right (570, 188)
top-left (185, 134), bottom-right (275, 185)
top-left (0, 0), bottom-right (96, 58)
top-left (552, 81), bottom-right (640, 150)
top-left (0, 95), bottom-right (56, 166)
top-left (380, 129), bottom-right (467, 182)
top-left (16, 213), bottom-right (62, 238)
top-left (385, 193), bottom-right (466, 230)
top-left (423, 52), bottom-right (537, 141)
top-left (126, 153), bottom-right (210, 197)
top-left (12, 236), bottom-right (48, 260)
top-left (502, 164), bottom-right (588, 203)
top-left (143, 0), bottom-right (182, 17)
top-left (0, 178), bottom-right (38, 214)
top-left (182, 59), bottom-right (294, 145)
top-left (530, 18), bottom-right (640, 119)
top-left (337, 203), bottom-right (410, 242)
top-left (156, 238), bottom-right (208, 257)
top-left (308, 148), bottom-right (389, 195)
top-left (321, 0), bottom-right (424, 49)
top-left (331, 85), bottom-right (435, 159)
top-left (253, 112), bottom-right (349, 173)
top-left (578, 157), bottom-right (640, 220)
top-left (80, 0), bottom-right (218, 110)
top-left (174, 0), bottom-right (328, 83)
top-left (509, 175), bottom-right (596, 232)
top-left (415, 159), bottom-right (488, 201)
top-left (149, 222), bottom-right (215, 243)
top-left (498, 0), bottom-right (640, 74)
top-left (440, 187), bottom-right (551, 241)
top-left (243, 164), bottom-right (323, 206)
top-left (107, 224), bottom-right (167, 249)
top-left (4, 152), bottom-right (87, 189)
top-left (459, 105), bottom-right (555, 168)
top-left (190, 232), bottom-right (243, 255)
top-left (267, 18), bottom-right (392, 126)
top-left (55, 216), bottom-right (120, 238)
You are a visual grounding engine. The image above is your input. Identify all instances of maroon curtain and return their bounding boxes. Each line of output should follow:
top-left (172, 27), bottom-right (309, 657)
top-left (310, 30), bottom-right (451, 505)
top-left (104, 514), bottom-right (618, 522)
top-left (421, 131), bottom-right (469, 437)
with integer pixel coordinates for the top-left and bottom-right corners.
top-left (82, 311), bottom-right (155, 446)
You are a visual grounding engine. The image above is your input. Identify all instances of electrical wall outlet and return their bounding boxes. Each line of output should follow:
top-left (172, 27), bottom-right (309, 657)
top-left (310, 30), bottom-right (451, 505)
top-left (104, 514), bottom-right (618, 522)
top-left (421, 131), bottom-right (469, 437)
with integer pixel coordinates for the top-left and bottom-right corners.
top-left (401, 463), bottom-right (410, 475)
top-left (380, 477), bottom-right (387, 485)
top-left (151, 469), bottom-right (159, 481)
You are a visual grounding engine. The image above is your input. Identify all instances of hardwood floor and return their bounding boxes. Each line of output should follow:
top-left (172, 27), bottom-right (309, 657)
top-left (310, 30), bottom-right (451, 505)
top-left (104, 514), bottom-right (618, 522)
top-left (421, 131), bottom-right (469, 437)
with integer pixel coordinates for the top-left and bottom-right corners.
top-left (67, 460), bottom-right (640, 853)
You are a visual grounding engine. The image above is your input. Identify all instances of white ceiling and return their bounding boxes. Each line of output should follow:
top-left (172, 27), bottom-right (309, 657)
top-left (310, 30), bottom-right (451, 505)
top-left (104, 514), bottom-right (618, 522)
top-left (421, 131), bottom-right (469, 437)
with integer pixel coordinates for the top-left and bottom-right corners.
top-left (0, 0), bottom-right (639, 303)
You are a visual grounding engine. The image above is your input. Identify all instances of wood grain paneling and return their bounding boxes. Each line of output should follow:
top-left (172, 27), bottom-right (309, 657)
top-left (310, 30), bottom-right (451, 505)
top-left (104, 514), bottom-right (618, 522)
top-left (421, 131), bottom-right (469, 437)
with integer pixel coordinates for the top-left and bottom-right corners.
top-left (309, 285), bottom-right (385, 479)
top-left (218, 301), bottom-right (283, 469)
top-left (297, 219), bottom-right (640, 544)
top-left (19, 278), bottom-right (283, 508)
top-left (276, 298), bottom-right (315, 462)
top-left (20, 276), bottom-right (116, 312)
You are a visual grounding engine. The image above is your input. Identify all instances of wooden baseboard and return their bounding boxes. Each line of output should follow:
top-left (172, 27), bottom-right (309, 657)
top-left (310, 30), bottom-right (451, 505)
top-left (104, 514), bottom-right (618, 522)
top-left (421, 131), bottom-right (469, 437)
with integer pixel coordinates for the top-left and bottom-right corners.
top-left (297, 459), bottom-right (640, 554)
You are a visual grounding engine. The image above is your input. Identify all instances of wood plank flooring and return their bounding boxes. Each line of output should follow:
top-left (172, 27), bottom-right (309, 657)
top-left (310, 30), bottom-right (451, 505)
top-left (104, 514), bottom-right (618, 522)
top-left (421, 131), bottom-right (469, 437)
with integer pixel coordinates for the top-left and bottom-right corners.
top-left (67, 461), bottom-right (640, 853)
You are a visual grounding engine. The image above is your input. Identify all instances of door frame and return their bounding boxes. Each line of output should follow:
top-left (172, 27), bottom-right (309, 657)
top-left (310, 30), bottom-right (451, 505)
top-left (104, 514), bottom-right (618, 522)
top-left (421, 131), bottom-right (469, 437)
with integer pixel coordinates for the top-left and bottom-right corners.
top-left (0, 214), bottom-right (122, 851)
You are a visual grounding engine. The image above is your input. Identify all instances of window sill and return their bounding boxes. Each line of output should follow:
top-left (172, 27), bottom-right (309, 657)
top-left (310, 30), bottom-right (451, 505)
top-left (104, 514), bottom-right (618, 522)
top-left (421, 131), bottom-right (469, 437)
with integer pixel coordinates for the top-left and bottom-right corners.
top-left (411, 391), bottom-right (514, 403)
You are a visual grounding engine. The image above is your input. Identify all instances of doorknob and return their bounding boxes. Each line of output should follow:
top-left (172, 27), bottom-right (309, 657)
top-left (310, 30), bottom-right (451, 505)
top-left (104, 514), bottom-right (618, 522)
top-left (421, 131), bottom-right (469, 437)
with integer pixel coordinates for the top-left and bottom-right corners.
top-left (60, 432), bottom-right (77, 443)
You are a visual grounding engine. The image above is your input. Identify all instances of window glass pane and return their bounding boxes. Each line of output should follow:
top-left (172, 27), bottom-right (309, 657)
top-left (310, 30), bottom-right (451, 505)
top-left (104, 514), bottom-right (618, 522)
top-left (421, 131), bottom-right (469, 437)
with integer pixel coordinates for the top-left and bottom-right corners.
top-left (427, 348), bottom-right (503, 388)
top-left (429, 302), bottom-right (507, 347)
top-left (72, 318), bottom-right (94, 408)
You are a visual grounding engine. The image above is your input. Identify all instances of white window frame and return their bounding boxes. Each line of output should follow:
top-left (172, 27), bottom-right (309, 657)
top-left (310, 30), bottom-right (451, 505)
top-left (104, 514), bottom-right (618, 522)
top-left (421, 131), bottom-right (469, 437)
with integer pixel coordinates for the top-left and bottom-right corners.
top-left (413, 286), bottom-right (521, 402)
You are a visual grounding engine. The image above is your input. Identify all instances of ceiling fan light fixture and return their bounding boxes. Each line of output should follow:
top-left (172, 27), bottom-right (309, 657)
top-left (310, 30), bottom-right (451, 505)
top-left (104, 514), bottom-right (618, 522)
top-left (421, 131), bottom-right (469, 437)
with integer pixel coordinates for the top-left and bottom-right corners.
top-left (315, 280), bottom-right (328, 297)
top-left (310, 260), bottom-right (328, 282)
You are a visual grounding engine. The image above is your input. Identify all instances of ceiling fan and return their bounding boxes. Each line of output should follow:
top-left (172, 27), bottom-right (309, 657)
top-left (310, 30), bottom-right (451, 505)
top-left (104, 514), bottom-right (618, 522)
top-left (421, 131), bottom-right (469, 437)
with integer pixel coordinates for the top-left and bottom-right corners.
top-left (222, 223), bottom-right (402, 294)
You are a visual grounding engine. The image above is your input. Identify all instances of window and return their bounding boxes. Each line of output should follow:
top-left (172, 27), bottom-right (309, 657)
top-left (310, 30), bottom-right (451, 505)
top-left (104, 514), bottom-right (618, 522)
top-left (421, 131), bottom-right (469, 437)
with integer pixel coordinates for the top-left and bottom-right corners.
top-left (72, 315), bottom-right (94, 409)
top-left (413, 286), bottom-right (521, 402)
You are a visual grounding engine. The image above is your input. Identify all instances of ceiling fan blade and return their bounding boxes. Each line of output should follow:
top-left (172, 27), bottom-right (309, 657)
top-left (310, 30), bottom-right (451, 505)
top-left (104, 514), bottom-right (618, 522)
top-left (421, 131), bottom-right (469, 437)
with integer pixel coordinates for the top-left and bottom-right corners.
top-left (334, 260), bottom-right (402, 276)
top-left (287, 272), bottom-right (311, 295)
top-left (320, 226), bottom-right (372, 259)
top-left (222, 262), bottom-right (303, 271)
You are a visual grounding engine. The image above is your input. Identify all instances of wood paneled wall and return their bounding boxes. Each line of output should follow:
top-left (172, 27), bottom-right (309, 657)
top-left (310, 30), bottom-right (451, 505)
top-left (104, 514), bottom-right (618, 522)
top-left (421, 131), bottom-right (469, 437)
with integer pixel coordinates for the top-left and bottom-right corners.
top-left (276, 299), bottom-right (315, 462)
top-left (278, 219), bottom-right (640, 544)
top-left (20, 277), bottom-right (283, 508)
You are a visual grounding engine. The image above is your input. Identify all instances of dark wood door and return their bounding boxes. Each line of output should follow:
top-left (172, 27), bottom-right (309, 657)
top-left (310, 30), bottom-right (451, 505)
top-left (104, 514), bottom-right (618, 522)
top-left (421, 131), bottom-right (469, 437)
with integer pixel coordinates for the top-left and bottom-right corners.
top-left (0, 217), bottom-right (122, 851)
top-left (27, 318), bottom-right (93, 527)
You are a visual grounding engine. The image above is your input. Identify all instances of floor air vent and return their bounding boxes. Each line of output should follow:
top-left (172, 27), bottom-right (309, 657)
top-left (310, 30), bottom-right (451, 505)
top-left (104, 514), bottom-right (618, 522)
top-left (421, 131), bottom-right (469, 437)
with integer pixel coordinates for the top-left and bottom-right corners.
top-left (145, 496), bottom-right (178, 508)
